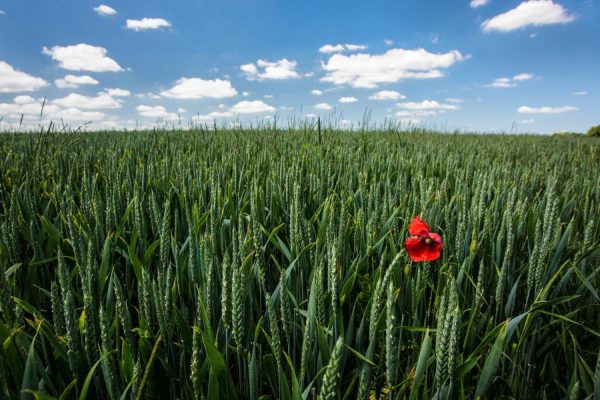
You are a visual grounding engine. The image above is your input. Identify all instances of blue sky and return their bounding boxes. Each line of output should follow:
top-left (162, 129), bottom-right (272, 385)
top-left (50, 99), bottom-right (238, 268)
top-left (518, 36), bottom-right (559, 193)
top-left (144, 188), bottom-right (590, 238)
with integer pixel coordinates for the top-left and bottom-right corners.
top-left (0, 0), bottom-right (598, 133)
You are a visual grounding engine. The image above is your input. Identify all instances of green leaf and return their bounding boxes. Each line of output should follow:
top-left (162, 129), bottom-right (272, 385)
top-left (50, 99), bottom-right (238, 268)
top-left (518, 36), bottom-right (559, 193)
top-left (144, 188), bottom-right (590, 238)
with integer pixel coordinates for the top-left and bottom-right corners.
top-left (410, 330), bottom-right (432, 400)
top-left (79, 350), bottom-right (116, 400)
top-left (475, 322), bottom-right (508, 397)
top-left (200, 332), bottom-right (239, 400)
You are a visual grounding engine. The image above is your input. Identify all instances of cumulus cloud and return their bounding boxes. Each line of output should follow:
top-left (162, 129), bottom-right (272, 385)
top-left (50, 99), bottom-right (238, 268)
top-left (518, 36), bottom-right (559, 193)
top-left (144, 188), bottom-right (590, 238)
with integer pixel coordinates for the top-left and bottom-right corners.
top-left (160, 77), bottom-right (237, 99)
top-left (573, 91), bottom-right (587, 96)
top-left (486, 73), bottom-right (534, 88)
top-left (470, 0), bottom-right (490, 8)
top-left (192, 111), bottom-right (235, 122)
top-left (517, 105), bottom-right (577, 113)
top-left (0, 95), bottom-right (108, 125)
top-left (321, 48), bottom-right (464, 88)
top-left (230, 100), bottom-right (275, 114)
top-left (55, 75), bottom-right (99, 89)
top-left (101, 88), bottom-right (130, 97)
top-left (396, 100), bottom-right (460, 111)
top-left (136, 105), bottom-right (178, 120)
top-left (42, 43), bottom-right (123, 72)
top-left (368, 90), bottom-right (406, 100)
top-left (339, 96), bottom-right (358, 103)
top-left (0, 61), bottom-right (48, 92)
top-left (93, 4), bottom-right (117, 16)
top-left (486, 78), bottom-right (515, 88)
top-left (314, 103), bottom-right (333, 110)
top-left (311, 89), bottom-right (323, 96)
top-left (482, 1), bottom-right (575, 32)
top-left (319, 43), bottom-right (367, 54)
top-left (126, 18), bottom-right (172, 31)
top-left (513, 73), bottom-right (534, 81)
top-left (52, 93), bottom-right (121, 109)
top-left (192, 100), bottom-right (275, 121)
top-left (395, 100), bottom-right (460, 118)
top-left (135, 92), bottom-right (161, 99)
top-left (395, 110), bottom-right (437, 117)
top-left (241, 59), bottom-right (300, 80)
top-left (384, 39), bottom-right (394, 46)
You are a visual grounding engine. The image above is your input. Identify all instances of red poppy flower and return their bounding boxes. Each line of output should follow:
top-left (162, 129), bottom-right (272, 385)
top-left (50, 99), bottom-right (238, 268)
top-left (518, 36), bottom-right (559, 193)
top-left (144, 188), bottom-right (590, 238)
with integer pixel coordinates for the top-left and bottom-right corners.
top-left (404, 216), bottom-right (443, 262)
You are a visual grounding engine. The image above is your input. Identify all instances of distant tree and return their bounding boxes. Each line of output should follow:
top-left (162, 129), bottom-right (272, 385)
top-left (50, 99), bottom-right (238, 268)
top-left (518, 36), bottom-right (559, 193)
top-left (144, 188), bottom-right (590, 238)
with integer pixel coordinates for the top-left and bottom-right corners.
top-left (587, 124), bottom-right (600, 137)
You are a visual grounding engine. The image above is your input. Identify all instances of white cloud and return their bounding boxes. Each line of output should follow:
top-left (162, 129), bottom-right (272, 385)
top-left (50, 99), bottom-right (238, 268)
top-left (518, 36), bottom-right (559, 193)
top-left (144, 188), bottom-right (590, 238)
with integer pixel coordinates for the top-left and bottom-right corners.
top-left (340, 119), bottom-right (352, 127)
top-left (395, 110), bottom-right (437, 117)
top-left (368, 90), bottom-right (405, 100)
top-left (0, 61), bottom-right (48, 92)
top-left (519, 119), bottom-right (535, 124)
top-left (314, 103), bottom-right (333, 110)
top-left (486, 77), bottom-right (515, 88)
top-left (101, 88), bottom-right (130, 97)
top-left (52, 107), bottom-right (107, 122)
top-left (384, 39), bottom-right (394, 46)
top-left (398, 118), bottom-right (422, 125)
top-left (55, 75), bottom-right (99, 89)
top-left (126, 18), bottom-right (171, 31)
top-left (241, 58), bottom-right (300, 80)
top-left (93, 4), bottom-right (117, 16)
top-left (42, 43), bottom-right (123, 72)
top-left (135, 92), bottom-right (161, 99)
top-left (446, 98), bottom-right (463, 103)
top-left (339, 96), bottom-right (358, 103)
top-left (242, 91), bottom-right (250, 97)
top-left (14, 95), bottom-right (36, 104)
top-left (177, 107), bottom-right (186, 113)
top-left (136, 105), bottom-right (177, 119)
top-left (0, 96), bottom-right (108, 125)
top-left (263, 94), bottom-right (274, 99)
top-left (193, 100), bottom-right (275, 120)
top-left (319, 43), bottom-right (367, 54)
top-left (160, 77), bottom-right (237, 99)
top-left (230, 100), bottom-right (275, 114)
top-left (305, 113), bottom-right (317, 119)
top-left (321, 48), bottom-right (464, 88)
top-left (470, 0), bottom-right (490, 8)
top-left (486, 73), bottom-right (534, 88)
top-left (513, 73), bottom-right (534, 81)
top-left (517, 105), bottom-right (577, 113)
top-left (311, 89), bottom-right (323, 96)
top-left (52, 93), bottom-right (121, 109)
top-left (192, 111), bottom-right (235, 122)
top-left (573, 91), bottom-right (587, 96)
top-left (482, 1), bottom-right (575, 32)
top-left (280, 106), bottom-right (294, 111)
top-left (396, 100), bottom-right (460, 111)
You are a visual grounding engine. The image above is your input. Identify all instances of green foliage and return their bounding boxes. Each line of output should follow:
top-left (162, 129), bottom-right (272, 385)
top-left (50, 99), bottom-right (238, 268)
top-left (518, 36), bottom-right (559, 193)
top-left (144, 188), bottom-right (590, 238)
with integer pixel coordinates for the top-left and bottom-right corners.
top-left (587, 124), bottom-right (600, 137)
top-left (0, 128), bottom-right (599, 399)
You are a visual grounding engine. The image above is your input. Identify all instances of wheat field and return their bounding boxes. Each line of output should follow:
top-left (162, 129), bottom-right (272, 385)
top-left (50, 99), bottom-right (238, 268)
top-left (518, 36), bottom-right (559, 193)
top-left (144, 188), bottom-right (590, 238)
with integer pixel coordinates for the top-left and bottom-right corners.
top-left (0, 128), bottom-right (599, 399)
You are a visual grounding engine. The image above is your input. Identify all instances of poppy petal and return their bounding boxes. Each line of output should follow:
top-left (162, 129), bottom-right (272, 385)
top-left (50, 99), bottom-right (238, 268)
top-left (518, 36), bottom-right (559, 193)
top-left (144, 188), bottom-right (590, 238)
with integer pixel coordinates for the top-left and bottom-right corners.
top-left (408, 216), bottom-right (430, 236)
top-left (427, 232), bottom-right (442, 244)
top-left (421, 241), bottom-right (442, 261)
top-left (405, 236), bottom-right (429, 262)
